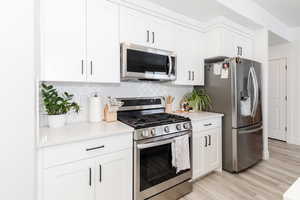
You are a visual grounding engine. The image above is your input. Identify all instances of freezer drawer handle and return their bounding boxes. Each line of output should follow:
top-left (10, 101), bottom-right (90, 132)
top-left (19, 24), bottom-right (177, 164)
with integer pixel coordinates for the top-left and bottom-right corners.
top-left (239, 127), bottom-right (263, 134)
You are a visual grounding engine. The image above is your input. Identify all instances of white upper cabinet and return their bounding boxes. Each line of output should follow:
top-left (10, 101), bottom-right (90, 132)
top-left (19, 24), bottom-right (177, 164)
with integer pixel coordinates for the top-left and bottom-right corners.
top-left (40, 0), bottom-right (120, 83)
top-left (86, 0), bottom-right (120, 83)
top-left (120, 7), bottom-right (175, 51)
top-left (40, 0), bottom-right (86, 82)
top-left (174, 25), bottom-right (204, 86)
top-left (204, 27), bottom-right (253, 60)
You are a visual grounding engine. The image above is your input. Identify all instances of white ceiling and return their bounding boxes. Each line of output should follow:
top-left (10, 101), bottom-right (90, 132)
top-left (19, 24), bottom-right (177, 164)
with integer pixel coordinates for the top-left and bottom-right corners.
top-left (147, 0), bottom-right (260, 28)
top-left (269, 31), bottom-right (289, 46)
top-left (250, 0), bottom-right (300, 27)
top-left (148, 0), bottom-right (300, 28)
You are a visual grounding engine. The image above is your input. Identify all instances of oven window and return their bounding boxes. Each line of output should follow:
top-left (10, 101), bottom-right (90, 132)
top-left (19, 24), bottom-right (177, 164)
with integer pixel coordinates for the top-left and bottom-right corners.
top-left (140, 142), bottom-right (189, 191)
top-left (127, 49), bottom-right (169, 73)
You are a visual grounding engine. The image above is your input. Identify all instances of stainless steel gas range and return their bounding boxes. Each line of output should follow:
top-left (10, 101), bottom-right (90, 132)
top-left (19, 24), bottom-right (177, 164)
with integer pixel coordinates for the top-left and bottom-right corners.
top-left (117, 97), bottom-right (193, 200)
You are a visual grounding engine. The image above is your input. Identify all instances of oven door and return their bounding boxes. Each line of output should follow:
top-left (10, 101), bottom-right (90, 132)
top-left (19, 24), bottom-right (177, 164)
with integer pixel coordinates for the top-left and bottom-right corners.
top-left (121, 43), bottom-right (176, 81)
top-left (134, 131), bottom-right (192, 200)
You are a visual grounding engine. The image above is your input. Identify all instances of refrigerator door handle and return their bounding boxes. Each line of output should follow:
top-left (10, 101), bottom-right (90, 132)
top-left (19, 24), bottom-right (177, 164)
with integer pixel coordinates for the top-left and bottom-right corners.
top-left (250, 67), bottom-right (259, 117)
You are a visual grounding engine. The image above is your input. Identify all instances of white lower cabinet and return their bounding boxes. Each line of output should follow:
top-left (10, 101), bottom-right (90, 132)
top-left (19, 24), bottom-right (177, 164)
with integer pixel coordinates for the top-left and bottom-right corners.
top-left (192, 118), bottom-right (222, 180)
top-left (95, 150), bottom-right (132, 200)
top-left (42, 149), bottom-right (132, 200)
top-left (43, 160), bottom-right (94, 200)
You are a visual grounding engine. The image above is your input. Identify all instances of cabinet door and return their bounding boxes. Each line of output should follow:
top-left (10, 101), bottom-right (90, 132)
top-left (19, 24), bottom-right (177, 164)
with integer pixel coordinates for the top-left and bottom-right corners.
top-left (41, 0), bottom-right (86, 82)
top-left (95, 149), bottom-right (132, 200)
top-left (174, 25), bottom-right (203, 85)
top-left (86, 0), bottom-right (120, 83)
top-left (192, 132), bottom-right (204, 180)
top-left (234, 34), bottom-right (253, 59)
top-left (173, 25), bottom-right (190, 85)
top-left (120, 7), bottom-right (153, 47)
top-left (190, 31), bottom-right (204, 86)
top-left (43, 160), bottom-right (94, 200)
top-left (151, 17), bottom-right (175, 51)
top-left (203, 128), bottom-right (222, 173)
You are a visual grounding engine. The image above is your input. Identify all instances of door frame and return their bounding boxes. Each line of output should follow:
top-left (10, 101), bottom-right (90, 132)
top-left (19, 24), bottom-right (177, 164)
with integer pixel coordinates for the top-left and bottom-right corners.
top-left (268, 57), bottom-right (287, 141)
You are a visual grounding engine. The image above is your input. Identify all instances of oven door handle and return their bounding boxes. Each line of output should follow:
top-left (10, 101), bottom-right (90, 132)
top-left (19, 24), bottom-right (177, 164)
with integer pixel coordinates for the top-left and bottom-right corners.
top-left (137, 138), bottom-right (175, 150)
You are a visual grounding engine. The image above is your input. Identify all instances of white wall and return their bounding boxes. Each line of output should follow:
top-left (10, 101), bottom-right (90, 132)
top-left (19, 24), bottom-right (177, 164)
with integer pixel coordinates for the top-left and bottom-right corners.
top-left (253, 28), bottom-right (269, 159)
top-left (269, 42), bottom-right (300, 145)
top-left (0, 0), bottom-right (36, 199)
top-left (39, 82), bottom-right (193, 127)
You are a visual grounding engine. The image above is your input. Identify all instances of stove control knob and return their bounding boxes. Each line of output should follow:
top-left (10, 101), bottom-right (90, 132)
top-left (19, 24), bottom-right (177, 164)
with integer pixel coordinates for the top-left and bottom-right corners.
top-left (150, 129), bottom-right (156, 136)
top-left (176, 124), bottom-right (182, 131)
top-left (142, 130), bottom-right (150, 137)
top-left (164, 126), bottom-right (170, 133)
top-left (183, 123), bottom-right (190, 130)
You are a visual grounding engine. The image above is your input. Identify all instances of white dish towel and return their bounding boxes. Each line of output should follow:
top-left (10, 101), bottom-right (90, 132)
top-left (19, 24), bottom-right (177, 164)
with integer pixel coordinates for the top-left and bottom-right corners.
top-left (171, 134), bottom-right (191, 173)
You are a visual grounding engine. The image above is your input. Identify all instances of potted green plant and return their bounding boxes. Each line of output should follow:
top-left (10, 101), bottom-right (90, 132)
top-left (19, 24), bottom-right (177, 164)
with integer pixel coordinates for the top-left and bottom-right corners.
top-left (41, 83), bottom-right (80, 128)
top-left (184, 89), bottom-right (212, 112)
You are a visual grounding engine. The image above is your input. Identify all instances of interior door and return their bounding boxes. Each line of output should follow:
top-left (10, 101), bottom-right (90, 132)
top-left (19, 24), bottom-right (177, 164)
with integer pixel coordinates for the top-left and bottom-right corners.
top-left (87, 0), bottom-right (120, 83)
top-left (268, 58), bottom-right (287, 141)
top-left (234, 59), bottom-right (262, 128)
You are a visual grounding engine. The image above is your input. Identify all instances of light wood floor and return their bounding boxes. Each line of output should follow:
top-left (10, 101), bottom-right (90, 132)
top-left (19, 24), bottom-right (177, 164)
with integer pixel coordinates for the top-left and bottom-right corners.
top-left (181, 139), bottom-right (300, 200)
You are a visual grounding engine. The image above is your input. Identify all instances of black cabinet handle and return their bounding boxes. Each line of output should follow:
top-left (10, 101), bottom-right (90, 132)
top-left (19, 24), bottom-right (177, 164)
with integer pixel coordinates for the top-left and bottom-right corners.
top-left (99, 165), bottom-right (102, 182)
top-left (147, 30), bottom-right (150, 42)
top-left (86, 145), bottom-right (105, 152)
top-left (90, 61), bottom-right (93, 75)
top-left (209, 135), bottom-right (211, 146)
top-left (81, 60), bottom-right (84, 75)
top-left (89, 168), bottom-right (92, 186)
top-left (204, 123), bottom-right (212, 127)
top-left (152, 32), bottom-right (155, 43)
top-left (205, 136), bottom-right (208, 147)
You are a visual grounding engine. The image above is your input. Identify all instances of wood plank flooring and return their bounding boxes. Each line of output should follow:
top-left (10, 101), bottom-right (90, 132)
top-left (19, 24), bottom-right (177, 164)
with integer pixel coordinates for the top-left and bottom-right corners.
top-left (181, 139), bottom-right (300, 200)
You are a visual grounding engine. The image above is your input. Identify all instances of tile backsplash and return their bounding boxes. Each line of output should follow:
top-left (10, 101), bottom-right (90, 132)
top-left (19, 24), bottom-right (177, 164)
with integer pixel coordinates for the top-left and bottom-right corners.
top-left (40, 81), bottom-right (193, 127)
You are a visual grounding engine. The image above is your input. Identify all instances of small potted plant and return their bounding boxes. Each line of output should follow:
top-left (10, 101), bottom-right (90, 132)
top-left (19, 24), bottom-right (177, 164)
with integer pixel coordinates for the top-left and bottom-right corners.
top-left (184, 89), bottom-right (212, 112)
top-left (41, 83), bottom-right (80, 128)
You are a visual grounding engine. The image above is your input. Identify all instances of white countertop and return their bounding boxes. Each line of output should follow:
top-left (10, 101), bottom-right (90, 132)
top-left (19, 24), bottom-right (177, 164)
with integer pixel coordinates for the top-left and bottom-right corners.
top-left (175, 111), bottom-right (224, 121)
top-left (38, 112), bottom-right (222, 148)
top-left (39, 121), bottom-right (134, 148)
top-left (284, 178), bottom-right (300, 200)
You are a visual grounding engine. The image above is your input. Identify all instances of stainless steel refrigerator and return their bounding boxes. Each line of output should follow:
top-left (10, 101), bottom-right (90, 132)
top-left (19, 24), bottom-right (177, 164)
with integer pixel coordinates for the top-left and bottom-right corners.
top-left (204, 57), bottom-right (263, 173)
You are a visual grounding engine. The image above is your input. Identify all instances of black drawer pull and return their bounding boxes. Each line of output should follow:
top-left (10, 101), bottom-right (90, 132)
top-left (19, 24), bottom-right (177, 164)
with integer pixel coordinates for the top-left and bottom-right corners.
top-left (204, 123), bottom-right (213, 126)
top-left (86, 145), bottom-right (105, 151)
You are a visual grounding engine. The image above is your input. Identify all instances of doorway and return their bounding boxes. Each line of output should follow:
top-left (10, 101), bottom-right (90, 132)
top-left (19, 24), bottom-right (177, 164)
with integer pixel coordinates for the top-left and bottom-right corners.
top-left (268, 58), bottom-right (287, 141)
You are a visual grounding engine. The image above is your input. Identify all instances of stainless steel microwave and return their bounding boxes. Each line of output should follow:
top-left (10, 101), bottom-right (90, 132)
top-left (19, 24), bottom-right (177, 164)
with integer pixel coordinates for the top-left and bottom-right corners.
top-left (121, 43), bottom-right (176, 81)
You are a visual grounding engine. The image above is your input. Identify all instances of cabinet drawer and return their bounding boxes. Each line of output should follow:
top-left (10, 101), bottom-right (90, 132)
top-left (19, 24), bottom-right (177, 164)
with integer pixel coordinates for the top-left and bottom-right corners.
top-left (42, 133), bottom-right (132, 169)
top-left (192, 118), bottom-right (221, 131)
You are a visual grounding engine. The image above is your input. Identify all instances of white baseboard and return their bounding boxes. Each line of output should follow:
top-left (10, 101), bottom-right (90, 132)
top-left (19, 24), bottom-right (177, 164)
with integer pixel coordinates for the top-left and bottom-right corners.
top-left (287, 137), bottom-right (300, 146)
top-left (263, 149), bottom-right (269, 160)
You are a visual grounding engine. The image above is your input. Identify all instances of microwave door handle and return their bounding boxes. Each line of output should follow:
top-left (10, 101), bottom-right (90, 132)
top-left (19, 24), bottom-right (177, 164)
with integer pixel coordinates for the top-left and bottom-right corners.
top-left (168, 56), bottom-right (172, 77)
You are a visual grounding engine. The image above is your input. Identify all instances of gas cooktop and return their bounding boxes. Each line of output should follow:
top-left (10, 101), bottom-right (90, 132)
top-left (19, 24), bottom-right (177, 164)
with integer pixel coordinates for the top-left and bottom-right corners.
top-left (117, 97), bottom-right (192, 141)
top-left (118, 112), bottom-right (190, 129)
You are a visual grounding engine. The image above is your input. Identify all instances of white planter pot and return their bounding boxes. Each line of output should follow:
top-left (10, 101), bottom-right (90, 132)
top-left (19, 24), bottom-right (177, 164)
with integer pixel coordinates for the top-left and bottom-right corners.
top-left (48, 114), bottom-right (66, 128)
